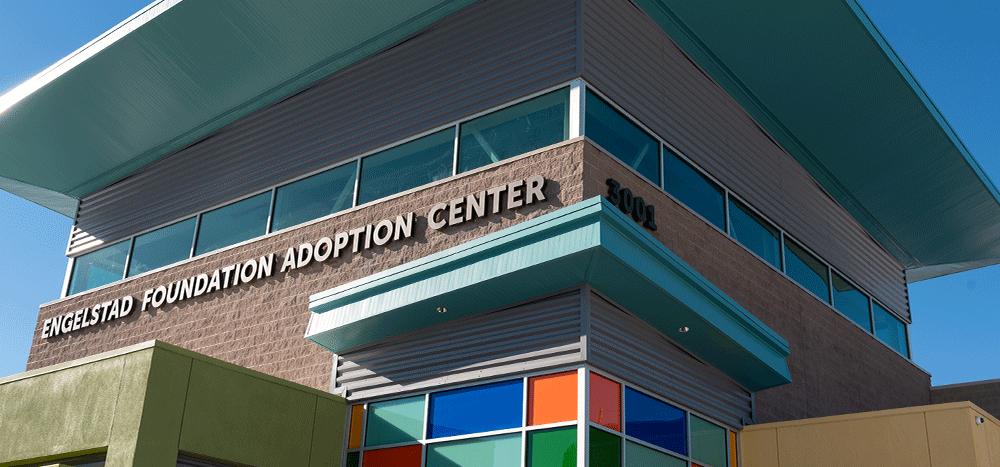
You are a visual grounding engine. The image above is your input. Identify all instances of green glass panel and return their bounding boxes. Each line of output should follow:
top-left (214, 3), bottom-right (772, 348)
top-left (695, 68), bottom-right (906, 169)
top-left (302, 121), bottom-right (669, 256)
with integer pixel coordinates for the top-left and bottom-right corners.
top-left (194, 192), bottom-right (271, 256)
top-left (68, 240), bottom-right (130, 295)
top-left (358, 128), bottom-right (454, 205)
top-left (728, 198), bottom-right (780, 269)
top-left (527, 426), bottom-right (576, 467)
top-left (585, 90), bottom-right (659, 184)
top-left (127, 217), bottom-right (196, 276)
top-left (832, 272), bottom-right (871, 331)
top-left (590, 427), bottom-right (622, 467)
top-left (663, 148), bottom-right (724, 230)
top-left (346, 452), bottom-right (360, 467)
top-left (365, 395), bottom-right (425, 447)
top-left (690, 415), bottom-right (727, 467)
top-left (426, 433), bottom-right (521, 467)
top-left (625, 441), bottom-right (686, 467)
top-left (458, 89), bottom-right (569, 173)
top-left (873, 302), bottom-right (909, 357)
top-left (783, 239), bottom-right (830, 303)
top-left (271, 161), bottom-right (357, 232)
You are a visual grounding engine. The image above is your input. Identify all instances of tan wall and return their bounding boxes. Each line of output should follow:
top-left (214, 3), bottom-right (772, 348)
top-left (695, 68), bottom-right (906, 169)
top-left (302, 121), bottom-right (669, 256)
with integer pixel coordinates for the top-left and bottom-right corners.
top-left (741, 402), bottom-right (1000, 467)
top-left (932, 379), bottom-right (1000, 421)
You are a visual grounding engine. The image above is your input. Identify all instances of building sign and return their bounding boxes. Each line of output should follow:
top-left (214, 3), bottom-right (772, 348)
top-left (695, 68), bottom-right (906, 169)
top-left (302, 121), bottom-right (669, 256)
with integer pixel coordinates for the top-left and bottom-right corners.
top-left (605, 178), bottom-right (657, 231)
top-left (41, 175), bottom-right (548, 339)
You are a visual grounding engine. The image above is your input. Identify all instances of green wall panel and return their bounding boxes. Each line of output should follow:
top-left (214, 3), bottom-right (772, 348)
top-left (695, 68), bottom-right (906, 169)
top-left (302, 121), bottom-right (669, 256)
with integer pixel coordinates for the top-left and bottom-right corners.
top-left (311, 396), bottom-right (348, 467)
top-left (365, 396), bottom-right (425, 447)
top-left (426, 433), bottom-right (521, 467)
top-left (624, 441), bottom-right (686, 467)
top-left (527, 427), bottom-right (577, 467)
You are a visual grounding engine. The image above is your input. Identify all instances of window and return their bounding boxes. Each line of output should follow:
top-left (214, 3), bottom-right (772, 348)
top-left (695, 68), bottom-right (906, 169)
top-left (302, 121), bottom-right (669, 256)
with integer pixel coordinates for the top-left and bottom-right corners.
top-left (728, 197), bottom-right (780, 269)
top-left (194, 193), bottom-right (270, 256)
top-left (358, 129), bottom-right (454, 205)
top-left (428, 433), bottom-right (522, 467)
top-left (663, 148), bottom-right (725, 230)
top-left (528, 427), bottom-right (577, 467)
top-left (832, 272), bottom-right (871, 331)
top-left (623, 387), bottom-right (687, 456)
top-left (68, 240), bottom-right (130, 295)
top-left (690, 415), bottom-right (727, 467)
top-left (366, 396), bottom-right (425, 447)
top-left (585, 91), bottom-right (659, 183)
top-left (873, 302), bottom-right (909, 357)
top-left (271, 162), bottom-right (356, 232)
top-left (429, 379), bottom-right (523, 438)
top-left (127, 218), bottom-right (196, 276)
top-left (459, 89), bottom-right (569, 173)
top-left (783, 238), bottom-right (830, 303)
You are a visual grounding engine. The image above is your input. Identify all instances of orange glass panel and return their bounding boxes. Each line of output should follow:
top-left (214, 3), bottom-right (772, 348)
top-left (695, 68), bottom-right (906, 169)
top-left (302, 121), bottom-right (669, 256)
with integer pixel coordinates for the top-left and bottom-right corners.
top-left (730, 431), bottom-right (738, 467)
top-left (362, 444), bottom-right (423, 467)
top-left (589, 373), bottom-right (621, 432)
top-left (348, 405), bottom-right (365, 449)
top-left (528, 371), bottom-right (578, 426)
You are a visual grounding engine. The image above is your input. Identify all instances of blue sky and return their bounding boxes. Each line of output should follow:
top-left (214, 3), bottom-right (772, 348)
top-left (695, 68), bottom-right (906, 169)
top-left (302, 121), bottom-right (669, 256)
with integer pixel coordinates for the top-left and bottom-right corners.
top-left (0, 1), bottom-right (997, 385)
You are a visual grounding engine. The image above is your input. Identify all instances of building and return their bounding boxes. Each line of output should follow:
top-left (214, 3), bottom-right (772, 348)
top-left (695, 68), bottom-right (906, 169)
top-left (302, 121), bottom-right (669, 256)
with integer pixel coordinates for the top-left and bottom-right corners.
top-left (1, 0), bottom-right (999, 466)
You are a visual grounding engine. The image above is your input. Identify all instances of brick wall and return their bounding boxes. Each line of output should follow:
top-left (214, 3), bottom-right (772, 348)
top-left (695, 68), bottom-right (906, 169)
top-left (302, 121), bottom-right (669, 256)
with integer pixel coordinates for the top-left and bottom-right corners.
top-left (932, 380), bottom-right (1000, 420)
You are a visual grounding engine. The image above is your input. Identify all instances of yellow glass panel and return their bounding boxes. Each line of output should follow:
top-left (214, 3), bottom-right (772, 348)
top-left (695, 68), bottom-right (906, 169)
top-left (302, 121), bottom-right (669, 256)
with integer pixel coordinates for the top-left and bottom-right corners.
top-left (348, 405), bottom-right (365, 449)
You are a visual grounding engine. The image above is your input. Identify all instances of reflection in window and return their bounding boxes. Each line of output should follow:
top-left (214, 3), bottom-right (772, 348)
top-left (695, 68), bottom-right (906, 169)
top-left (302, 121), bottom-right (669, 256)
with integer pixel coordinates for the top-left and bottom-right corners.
top-left (728, 197), bottom-right (780, 269)
top-left (783, 239), bottom-right (830, 303)
top-left (663, 148), bottom-right (725, 230)
top-left (194, 193), bottom-right (271, 256)
top-left (832, 272), bottom-right (871, 331)
top-left (365, 396), bottom-right (425, 447)
top-left (426, 433), bottom-right (521, 467)
top-left (271, 162), bottom-right (357, 232)
top-left (428, 379), bottom-right (523, 438)
top-left (69, 240), bottom-right (130, 295)
top-left (873, 302), bottom-right (909, 357)
top-left (127, 218), bottom-right (196, 277)
top-left (585, 91), bottom-right (659, 183)
top-left (358, 129), bottom-right (454, 205)
top-left (459, 89), bottom-right (569, 173)
top-left (624, 387), bottom-right (687, 456)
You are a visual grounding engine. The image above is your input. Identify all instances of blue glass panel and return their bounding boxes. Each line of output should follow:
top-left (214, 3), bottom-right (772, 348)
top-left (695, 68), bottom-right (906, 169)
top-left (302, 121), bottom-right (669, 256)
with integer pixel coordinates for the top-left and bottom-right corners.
top-left (783, 239), bottom-right (830, 303)
top-left (873, 302), bottom-right (909, 357)
top-left (624, 387), bottom-right (686, 456)
top-left (663, 149), bottom-right (724, 230)
top-left (68, 240), bottom-right (130, 295)
top-left (728, 197), bottom-right (780, 269)
top-left (428, 379), bottom-right (523, 438)
top-left (358, 129), bottom-right (454, 205)
top-left (271, 162), bottom-right (357, 232)
top-left (585, 91), bottom-right (659, 184)
top-left (459, 89), bottom-right (569, 173)
top-left (127, 218), bottom-right (196, 276)
top-left (194, 192), bottom-right (271, 256)
top-left (832, 272), bottom-right (872, 331)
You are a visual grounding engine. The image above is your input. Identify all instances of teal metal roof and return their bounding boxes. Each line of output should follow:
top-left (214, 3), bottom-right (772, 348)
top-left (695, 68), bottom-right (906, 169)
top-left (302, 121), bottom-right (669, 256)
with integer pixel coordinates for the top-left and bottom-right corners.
top-left (0, 0), bottom-right (474, 216)
top-left (636, 0), bottom-right (1000, 280)
top-left (307, 197), bottom-right (792, 392)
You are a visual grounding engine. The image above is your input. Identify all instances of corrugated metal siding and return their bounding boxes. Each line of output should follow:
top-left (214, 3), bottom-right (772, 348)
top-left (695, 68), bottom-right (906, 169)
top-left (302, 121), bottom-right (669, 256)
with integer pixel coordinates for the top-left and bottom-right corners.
top-left (335, 291), bottom-right (584, 400)
top-left (69, 0), bottom-right (579, 256)
top-left (586, 290), bottom-right (752, 428)
top-left (580, 0), bottom-right (909, 319)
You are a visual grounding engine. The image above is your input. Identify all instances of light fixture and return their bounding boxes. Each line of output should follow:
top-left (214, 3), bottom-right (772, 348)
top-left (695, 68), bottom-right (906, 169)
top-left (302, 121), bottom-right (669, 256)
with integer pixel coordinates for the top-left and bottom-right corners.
top-left (436, 307), bottom-right (447, 313)
top-left (678, 326), bottom-right (690, 333)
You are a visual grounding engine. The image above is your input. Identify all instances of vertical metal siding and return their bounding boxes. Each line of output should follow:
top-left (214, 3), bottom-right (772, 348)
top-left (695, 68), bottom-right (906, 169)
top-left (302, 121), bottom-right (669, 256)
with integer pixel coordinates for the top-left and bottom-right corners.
top-left (335, 291), bottom-right (585, 400)
top-left (580, 0), bottom-right (909, 318)
top-left (585, 290), bottom-right (752, 428)
top-left (69, 0), bottom-right (579, 256)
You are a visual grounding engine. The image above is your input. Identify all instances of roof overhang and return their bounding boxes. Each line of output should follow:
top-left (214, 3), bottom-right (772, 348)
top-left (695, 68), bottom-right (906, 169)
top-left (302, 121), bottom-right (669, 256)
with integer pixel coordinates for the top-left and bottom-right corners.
top-left (635, 0), bottom-right (1000, 281)
top-left (306, 197), bottom-right (792, 392)
top-left (0, 0), bottom-right (475, 216)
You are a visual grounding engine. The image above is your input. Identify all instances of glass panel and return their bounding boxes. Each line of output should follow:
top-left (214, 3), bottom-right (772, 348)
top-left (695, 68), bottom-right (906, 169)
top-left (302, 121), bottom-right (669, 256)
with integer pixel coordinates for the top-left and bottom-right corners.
top-left (361, 445), bottom-right (422, 467)
top-left (728, 198), bottom-right (780, 269)
top-left (585, 91), bottom-right (659, 183)
top-left (68, 240), bottom-right (130, 295)
top-left (624, 387), bottom-right (686, 456)
top-left (730, 431), bottom-right (738, 467)
top-left (127, 218), bottom-right (196, 276)
top-left (459, 89), bottom-right (569, 173)
top-left (528, 371), bottom-right (577, 426)
top-left (590, 373), bottom-right (621, 432)
top-left (625, 441), bottom-right (686, 467)
top-left (527, 426), bottom-right (577, 467)
top-left (194, 192), bottom-right (270, 256)
top-left (426, 433), bottom-right (521, 467)
top-left (690, 415), bottom-right (727, 467)
top-left (428, 379), bottom-right (523, 438)
top-left (271, 162), bottom-right (357, 232)
top-left (346, 452), bottom-right (360, 467)
top-left (873, 302), bottom-right (909, 357)
top-left (663, 148), bottom-right (725, 230)
top-left (358, 129), bottom-right (454, 205)
top-left (783, 239), bottom-right (830, 303)
top-left (365, 396), bottom-right (425, 447)
top-left (590, 427), bottom-right (622, 467)
top-left (348, 405), bottom-right (365, 449)
top-left (832, 272), bottom-right (871, 331)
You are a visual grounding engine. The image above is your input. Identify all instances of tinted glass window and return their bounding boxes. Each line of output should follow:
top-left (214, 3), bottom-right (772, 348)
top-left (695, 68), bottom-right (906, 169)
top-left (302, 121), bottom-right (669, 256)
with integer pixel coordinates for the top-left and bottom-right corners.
top-left (873, 302), bottom-right (909, 357)
top-left (427, 433), bottom-right (521, 467)
top-left (428, 379), bottom-right (523, 438)
top-left (590, 427), bottom-right (622, 467)
top-left (624, 387), bottom-right (686, 455)
top-left (585, 91), bottom-right (659, 183)
top-left (728, 197), bottom-right (780, 268)
top-left (527, 427), bottom-right (576, 467)
top-left (459, 89), bottom-right (569, 173)
top-left (783, 239), bottom-right (830, 303)
top-left (832, 272), bottom-right (871, 331)
top-left (625, 441), bottom-right (686, 467)
top-left (663, 148), bottom-right (724, 229)
top-left (365, 396), bottom-right (424, 447)
top-left (194, 193), bottom-right (270, 256)
top-left (127, 218), bottom-right (196, 277)
top-left (358, 129), bottom-right (454, 205)
top-left (690, 415), bottom-right (727, 467)
top-left (271, 162), bottom-right (357, 232)
top-left (68, 240), bottom-right (130, 295)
